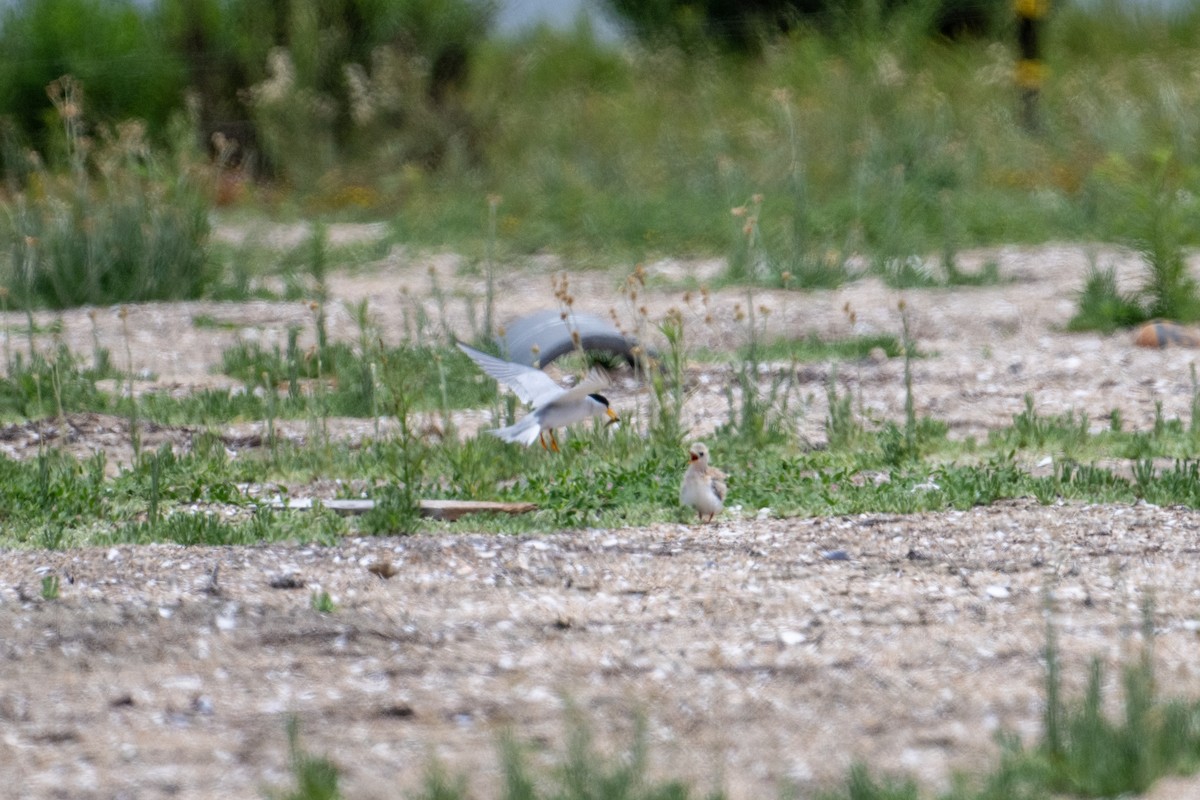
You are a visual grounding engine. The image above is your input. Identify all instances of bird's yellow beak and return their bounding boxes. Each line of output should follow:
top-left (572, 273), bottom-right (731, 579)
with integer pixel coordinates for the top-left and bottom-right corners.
top-left (605, 407), bottom-right (620, 426)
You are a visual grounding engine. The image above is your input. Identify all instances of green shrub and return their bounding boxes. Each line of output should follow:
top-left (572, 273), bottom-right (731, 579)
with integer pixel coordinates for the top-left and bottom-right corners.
top-left (167, 0), bottom-right (493, 187)
top-left (0, 0), bottom-right (185, 160)
top-left (2, 77), bottom-right (214, 308)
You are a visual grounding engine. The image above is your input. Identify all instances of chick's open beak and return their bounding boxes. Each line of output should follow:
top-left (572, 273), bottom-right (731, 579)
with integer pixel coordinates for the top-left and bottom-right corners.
top-left (689, 451), bottom-right (699, 462)
top-left (605, 407), bottom-right (620, 426)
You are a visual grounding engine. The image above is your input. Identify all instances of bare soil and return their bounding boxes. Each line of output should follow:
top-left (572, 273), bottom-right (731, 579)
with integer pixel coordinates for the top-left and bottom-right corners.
top-left (3, 234), bottom-right (1200, 799)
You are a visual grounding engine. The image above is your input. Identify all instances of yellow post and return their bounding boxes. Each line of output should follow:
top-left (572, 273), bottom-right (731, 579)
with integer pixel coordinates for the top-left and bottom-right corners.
top-left (1015, 0), bottom-right (1050, 132)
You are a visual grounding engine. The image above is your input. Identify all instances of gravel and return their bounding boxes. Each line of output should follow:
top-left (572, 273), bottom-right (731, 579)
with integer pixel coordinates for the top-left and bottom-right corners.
top-left (2, 236), bottom-right (1200, 798)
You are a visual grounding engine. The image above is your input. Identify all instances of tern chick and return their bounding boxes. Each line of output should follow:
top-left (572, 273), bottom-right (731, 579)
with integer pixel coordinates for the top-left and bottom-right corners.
top-left (457, 342), bottom-right (619, 451)
top-left (680, 442), bottom-right (727, 523)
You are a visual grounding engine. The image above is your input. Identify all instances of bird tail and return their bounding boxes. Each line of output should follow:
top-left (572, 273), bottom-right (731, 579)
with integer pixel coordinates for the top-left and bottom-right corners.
top-left (487, 414), bottom-right (542, 446)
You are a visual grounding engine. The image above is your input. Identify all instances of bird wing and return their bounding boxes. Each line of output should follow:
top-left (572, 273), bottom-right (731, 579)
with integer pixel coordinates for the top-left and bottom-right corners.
top-left (554, 367), bottom-right (611, 402)
top-left (457, 342), bottom-right (565, 407)
top-left (709, 467), bottom-right (728, 502)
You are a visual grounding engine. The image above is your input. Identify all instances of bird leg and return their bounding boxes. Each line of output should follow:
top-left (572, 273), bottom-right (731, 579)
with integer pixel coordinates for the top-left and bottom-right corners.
top-left (550, 431), bottom-right (560, 453)
top-left (539, 431), bottom-right (550, 451)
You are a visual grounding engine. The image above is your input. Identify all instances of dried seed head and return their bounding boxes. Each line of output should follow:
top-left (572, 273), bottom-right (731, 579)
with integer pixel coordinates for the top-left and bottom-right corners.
top-left (731, 206), bottom-right (747, 218)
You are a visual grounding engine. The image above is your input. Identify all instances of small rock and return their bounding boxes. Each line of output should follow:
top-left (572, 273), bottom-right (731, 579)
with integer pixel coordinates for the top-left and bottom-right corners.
top-left (779, 630), bottom-right (806, 646)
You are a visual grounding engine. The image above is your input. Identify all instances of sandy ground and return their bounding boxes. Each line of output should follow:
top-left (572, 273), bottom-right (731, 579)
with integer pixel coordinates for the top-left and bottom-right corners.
top-left (2, 232), bottom-right (1200, 799)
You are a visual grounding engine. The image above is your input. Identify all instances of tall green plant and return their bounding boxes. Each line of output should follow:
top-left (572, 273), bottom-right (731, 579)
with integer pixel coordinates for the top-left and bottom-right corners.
top-left (3, 77), bottom-right (214, 309)
top-left (0, 0), bottom-right (185, 158)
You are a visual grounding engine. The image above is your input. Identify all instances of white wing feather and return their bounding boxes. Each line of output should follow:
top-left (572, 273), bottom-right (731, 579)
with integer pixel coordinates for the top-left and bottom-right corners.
top-left (457, 342), bottom-right (566, 407)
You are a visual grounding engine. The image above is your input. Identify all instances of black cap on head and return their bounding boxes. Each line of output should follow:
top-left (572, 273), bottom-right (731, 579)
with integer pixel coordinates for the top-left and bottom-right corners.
top-left (587, 393), bottom-right (610, 407)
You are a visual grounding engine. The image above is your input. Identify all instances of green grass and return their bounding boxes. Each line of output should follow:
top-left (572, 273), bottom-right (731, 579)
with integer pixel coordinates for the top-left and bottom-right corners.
top-left (364, 6), bottom-right (1200, 269)
top-left (737, 334), bottom-right (906, 363)
top-left (7, 303), bottom-right (1200, 546)
top-left (276, 716), bottom-right (342, 800)
top-left (4, 291), bottom-right (1200, 548)
top-left (2, 78), bottom-right (215, 309)
top-left (10, 398), bottom-right (1200, 547)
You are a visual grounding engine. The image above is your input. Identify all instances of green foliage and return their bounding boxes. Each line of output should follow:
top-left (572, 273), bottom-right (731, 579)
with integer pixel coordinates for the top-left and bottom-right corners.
top-left (193, 0), bottom-right (492, 189)
top-left (0, 0), bottom-right (185, 158)
top-left (219, 339), bottom-right (493, 418)
top-left (0, 342), bottom-right (112, 419)
top-left (645, 307), bottom-right (687, 450)
top-left (360, 482), bottom-right (422, 535)
top-left (1068, 262), bottom-right (1146, 333)
top-left (825, 367), bottom-right (864, 452)
top-left (2, 78), bottom-right (215, 309)
top-left (957, 602), bottom-right (1200, 800)
top-left (991, 394), bottom-right (1091, 454)
top-left (40, 574), bottom-right (60, 600)
top-left (1069, 152), bottom-right (1200, 332)
top-left (310, 590), bottom-right (336, 614)
top-left (275, 717), bottom-right (341, 800)
top-left (817, 764), bottom-right (920, 800)
top-left (0, 449), bottom-right (107, 537)
top-left (415, 715), bottom-right (724, 800)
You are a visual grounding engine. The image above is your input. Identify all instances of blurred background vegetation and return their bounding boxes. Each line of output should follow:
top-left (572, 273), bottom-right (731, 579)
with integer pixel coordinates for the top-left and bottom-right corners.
top-left (1, 0), bottom-right (1200, 314)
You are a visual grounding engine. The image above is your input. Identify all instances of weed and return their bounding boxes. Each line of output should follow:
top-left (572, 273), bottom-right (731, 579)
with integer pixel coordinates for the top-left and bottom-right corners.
top-left (1068, 260), bottom-right (1145, 333)
top-left (718, 290), bottom-right (794, 446)
top-left (416, 713), bottom-right (723, 800)
top-left (3, 77), bottom-right (214, 309)
top-left (740, 333), bottom-right (903, 364)
top-left (275, 716), bottom-right (341, 800)
top-left (40, 574), bottom-right (60, 600)
top-left (310, 590), bottom-right (335, 614)
top-left (646, 307), bottom-right (687, 450)
top-left (825, 366), bottom-right (863, 452)
top-left (360, 482), bottom-right (423, 536)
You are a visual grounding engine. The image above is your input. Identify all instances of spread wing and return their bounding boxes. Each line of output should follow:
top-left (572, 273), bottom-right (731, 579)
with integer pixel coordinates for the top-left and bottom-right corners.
top-left (554, 367), bottom-right (611, 402)
top-left (457, 342), bottom-right (565, 407)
